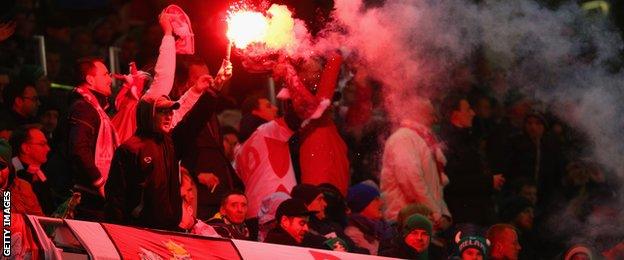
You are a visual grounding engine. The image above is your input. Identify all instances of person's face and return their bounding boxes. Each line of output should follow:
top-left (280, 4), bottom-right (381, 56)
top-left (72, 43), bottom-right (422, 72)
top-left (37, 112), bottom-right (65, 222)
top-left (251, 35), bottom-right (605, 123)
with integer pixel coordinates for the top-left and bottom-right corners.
top-left (461, 248), bottom-right (484, 260)
top-left (495, 229), bottom-right (521, 260)
top-left (416, 101), bottom-right (438, 127)
top-left (514, 207), bottom-right (534, 231)
top-left (451, 99), bottom-right (475, 128)
top-left (360, 197), bottom-right (383, 220)
top-left (187, 64), bottom-right (210, 88)
top-left (87, 61), bottom-right (112, 97)
top-left (154, 108), bottom-right (174, 133)
top-left (404, 229), bottom-right (430, 253)
top-left (21, 129), bottom-right (50, 165)
top-left (40, 109), bottom-right (59, 133)
top-left (253, 98), bottom-right (278, 121)
top-left (524, 117), bottom-right (545, 141)
top-left (281, 216), bottom-right (309, 243)
top-left (307, 194), bottom-right (327, 220)
top-left (223, 133), bottom-right (239, 161)
top-left (15, 86), bottom-right (39, 117)
top-left (519, 185), bottom-right (538, 205)
top-left (180, 173), bottom-right (195, 204)
top-left (221, 194), bottom-right (248, 224)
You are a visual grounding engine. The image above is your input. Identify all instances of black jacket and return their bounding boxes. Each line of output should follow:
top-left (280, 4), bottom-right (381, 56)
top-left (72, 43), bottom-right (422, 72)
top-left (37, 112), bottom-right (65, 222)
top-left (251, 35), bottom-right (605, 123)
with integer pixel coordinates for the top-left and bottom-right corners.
top-left (441, 123), bottom-right (496, 226)
top-left (61, 89), bottom-right (109, 193)
top-left (264, 226), bottom-right (307, 247)
top-left (180, 94), bottom-right (244, 220)
top-left (105, 92), bottom-right (215, 231)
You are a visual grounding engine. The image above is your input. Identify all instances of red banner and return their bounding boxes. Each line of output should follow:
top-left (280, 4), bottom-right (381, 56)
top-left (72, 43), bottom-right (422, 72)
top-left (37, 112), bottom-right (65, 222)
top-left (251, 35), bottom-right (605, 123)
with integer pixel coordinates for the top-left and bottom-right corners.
top-left (102, 223), bottom-right (241, 260)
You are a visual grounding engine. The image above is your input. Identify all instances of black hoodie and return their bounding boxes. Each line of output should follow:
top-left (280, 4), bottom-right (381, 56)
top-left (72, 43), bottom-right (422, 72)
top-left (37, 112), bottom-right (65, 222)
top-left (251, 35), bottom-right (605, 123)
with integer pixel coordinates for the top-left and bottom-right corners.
top-left (105, 92), bottom-right (217, 231)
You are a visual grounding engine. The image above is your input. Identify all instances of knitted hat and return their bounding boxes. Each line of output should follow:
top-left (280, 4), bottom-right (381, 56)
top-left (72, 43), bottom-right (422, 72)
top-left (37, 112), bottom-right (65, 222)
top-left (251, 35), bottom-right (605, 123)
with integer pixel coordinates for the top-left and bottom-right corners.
top-left (346, 183), bottom-right (380, 213)
top-left (500, 196), bottom-right (533, 222)
top-left (291, 184), bottom-right (322, 205)
top-left (455, 231), bottom-right (490, 258)
top-left (0, 139), bottom-right (11, 165)
top-left (403, 214), bottom-right (432, 237)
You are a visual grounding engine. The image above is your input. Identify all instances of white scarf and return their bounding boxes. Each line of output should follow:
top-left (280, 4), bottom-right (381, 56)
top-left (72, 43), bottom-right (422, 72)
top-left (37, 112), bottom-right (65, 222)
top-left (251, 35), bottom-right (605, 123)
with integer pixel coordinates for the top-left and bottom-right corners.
top-left (75, 86), bottom-right (119, 186)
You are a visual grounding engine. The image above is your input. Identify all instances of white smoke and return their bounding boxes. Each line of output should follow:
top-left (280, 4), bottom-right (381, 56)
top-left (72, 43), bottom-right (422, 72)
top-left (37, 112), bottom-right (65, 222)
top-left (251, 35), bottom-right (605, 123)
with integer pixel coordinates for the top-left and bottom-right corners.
top-left (324, 0), bottom-right (624, 252)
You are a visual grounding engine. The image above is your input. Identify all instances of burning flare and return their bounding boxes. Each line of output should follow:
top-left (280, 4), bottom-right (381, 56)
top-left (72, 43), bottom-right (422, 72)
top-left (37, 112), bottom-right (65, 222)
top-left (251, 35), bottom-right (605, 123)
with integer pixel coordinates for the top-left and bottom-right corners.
top-left (226, 10), bottom-right (268, 48)
top-left (226, 4), bottom-right (297, 51)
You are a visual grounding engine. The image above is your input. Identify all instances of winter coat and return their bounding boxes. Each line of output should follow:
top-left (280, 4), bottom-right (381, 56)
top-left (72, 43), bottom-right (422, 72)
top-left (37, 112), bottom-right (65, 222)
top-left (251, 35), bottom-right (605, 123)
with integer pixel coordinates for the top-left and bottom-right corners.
top-left (441, 123), bottom-right (496, 226)
top-left (105, 91), bottom-right (215, 231)
top-left (13, 158), bottom-right (56, 215)
top-left (381, 122), bottom-right (451, 222)
top-left (264, 226), bottom-right (301, 247)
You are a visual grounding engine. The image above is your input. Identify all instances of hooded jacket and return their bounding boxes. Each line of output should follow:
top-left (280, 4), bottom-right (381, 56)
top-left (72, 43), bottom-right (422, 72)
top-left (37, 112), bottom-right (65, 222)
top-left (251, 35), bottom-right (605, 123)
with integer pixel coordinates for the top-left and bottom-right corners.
top-left (105, 92), bottom-right (216, 231)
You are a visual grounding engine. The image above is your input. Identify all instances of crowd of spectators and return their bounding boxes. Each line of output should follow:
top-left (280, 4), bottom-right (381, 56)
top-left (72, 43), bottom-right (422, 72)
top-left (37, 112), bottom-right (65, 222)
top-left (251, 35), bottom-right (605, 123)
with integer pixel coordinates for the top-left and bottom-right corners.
top-left (1, 0), bottom-right (623, 259)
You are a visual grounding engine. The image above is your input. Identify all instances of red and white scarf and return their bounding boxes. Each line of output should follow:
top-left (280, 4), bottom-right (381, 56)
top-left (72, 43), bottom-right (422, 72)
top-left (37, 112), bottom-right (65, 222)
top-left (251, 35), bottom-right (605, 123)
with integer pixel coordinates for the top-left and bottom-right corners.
top-left (75, 86), bottom-right (119, 187)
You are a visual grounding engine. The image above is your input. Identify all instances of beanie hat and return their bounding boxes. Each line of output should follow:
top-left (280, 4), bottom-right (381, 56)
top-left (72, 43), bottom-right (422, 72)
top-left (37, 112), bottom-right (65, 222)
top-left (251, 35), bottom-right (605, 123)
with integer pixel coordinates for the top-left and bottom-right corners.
top-left (500, 196), bottom-right (533, 222)
top-left (455, 231), bottom-right (490, 258)
top-left (346, 183), bottom-right (380, 213)
top-left (290, 184), bottom-right (322, 205)
top-left (0, 139), bottom-right (11, 164)
top-left (402, 214), bottom-right (432, 237)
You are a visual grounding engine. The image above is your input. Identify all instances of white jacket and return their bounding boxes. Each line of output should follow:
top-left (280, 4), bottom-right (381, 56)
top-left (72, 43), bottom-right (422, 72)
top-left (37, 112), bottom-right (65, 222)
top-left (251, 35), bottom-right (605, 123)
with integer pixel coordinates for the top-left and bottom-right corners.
top-left (380, 121), bottom-right (450, 221)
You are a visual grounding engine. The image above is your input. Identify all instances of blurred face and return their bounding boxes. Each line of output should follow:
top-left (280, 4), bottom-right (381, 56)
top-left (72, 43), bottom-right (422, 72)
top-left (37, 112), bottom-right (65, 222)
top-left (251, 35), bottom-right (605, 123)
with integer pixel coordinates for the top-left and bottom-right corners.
top-left (21, 129), bottom-right (50, 165)
top-left (154, 108), bottom-right (174, 133)
top-left (221, 194), bottom-right (248, 224)
top-left (281, 216), bottom-right (309, 243)
top-left (514, 207), bottom-right (534, 231)
top-left (360, 197), bottom-right (383, 220)
top-left (87, 61), bottom-right (112, 97)
top-left (40, 109), bottom-right (59, 133)
top-left (223, 133), bottom-right (239, 161)
top-left (462, 248), bottom-right (484, 260)
top-left (307, 194), bottom-right (327, 220)
top-left (494, 229), bottom-right (521, 260)
top-left (187, 64), bottom-right (210, 88)
top-left (519, 185), bottom-right (538, 205)
top-left (15, 86), bottom-right (39, 117)
top-left (180, 174), bottom-right (194, 204)
top-left (451, 99), bottom-right (475, 128)
top-left (524, 117), bottom-right (545, 141)
top-left (415, 101), bottom-right (438, 127)
top-left (404, 229), bottom-right (430, 253)
top-left (253, 98), bottom-right (278, 121)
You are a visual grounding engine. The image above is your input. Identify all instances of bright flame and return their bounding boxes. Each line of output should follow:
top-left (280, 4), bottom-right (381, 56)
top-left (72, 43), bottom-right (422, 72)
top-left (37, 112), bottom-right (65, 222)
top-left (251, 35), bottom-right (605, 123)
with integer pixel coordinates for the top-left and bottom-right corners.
top-left (226, 4), bottom-right (298, 52)
top-left (227, 11), bottom-right (268, 48)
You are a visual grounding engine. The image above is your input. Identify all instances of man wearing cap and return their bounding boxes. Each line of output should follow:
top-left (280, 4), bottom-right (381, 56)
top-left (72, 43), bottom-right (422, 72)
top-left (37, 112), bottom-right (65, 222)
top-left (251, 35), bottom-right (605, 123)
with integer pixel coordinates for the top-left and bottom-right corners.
top-left (105, 69), bottom-right (230, 231)
top-left (291, 184), bottom-right (364, 253)
top-left (264, 198), bottom-right (317, 247)
top-left (380, 214), bottom-right (435, 259)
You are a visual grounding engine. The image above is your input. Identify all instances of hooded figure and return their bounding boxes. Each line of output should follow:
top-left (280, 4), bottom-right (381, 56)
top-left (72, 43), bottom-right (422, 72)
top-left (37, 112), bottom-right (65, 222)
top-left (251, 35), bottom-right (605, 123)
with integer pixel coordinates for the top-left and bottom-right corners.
top-left (105, 91), bottom-right (217, 231)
